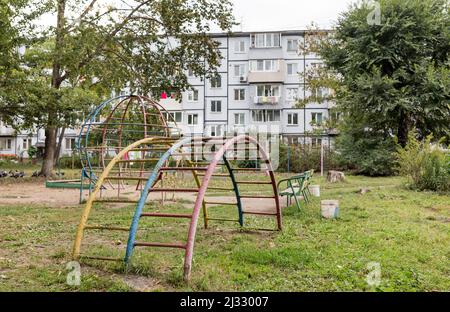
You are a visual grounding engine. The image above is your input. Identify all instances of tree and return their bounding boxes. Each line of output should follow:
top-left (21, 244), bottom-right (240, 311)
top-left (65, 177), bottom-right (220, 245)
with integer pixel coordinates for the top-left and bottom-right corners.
top-left (319, 0), bottom-right (449, 148)
top-left (1, 0), bottom-right (235, 176)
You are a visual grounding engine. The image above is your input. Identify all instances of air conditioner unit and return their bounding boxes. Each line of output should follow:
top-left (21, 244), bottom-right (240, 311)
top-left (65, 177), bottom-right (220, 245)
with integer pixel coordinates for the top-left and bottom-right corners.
top-left (239, 76), bottom-right (247, 83)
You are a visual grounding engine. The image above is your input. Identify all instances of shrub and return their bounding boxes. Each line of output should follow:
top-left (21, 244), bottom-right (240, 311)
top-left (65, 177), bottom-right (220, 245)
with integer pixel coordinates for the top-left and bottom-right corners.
top-left (396, 132), bottom-right (450, 192)
top-left (335, 124), bottom-right (397, 176)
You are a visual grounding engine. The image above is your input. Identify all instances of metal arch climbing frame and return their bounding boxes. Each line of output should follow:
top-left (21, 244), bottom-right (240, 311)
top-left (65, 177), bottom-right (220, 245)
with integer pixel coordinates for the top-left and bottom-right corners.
top-left (72, 137), bottom-right (177, 261)
top-left (183, 135), bottom-right (281, 281)
top-left (77, 95), bottom-right (130, 184)
top-left (76, 95), bottom-right (182, 187)
top-left (123, 135), bottom-right (282, 281)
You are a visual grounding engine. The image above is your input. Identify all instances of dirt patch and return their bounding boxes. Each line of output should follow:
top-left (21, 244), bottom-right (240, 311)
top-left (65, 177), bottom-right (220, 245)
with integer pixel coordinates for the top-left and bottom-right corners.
top-left (0, 181), bottom-right (285, 213)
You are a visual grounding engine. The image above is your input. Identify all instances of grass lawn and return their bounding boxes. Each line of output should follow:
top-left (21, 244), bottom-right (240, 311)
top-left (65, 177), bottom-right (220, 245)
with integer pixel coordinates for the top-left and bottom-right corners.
top-left (0, 173), bottom-right (449, 291)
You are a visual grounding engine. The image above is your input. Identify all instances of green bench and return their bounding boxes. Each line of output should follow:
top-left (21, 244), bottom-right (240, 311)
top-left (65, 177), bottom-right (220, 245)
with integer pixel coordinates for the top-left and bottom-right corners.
top-left (277, 170), bottom-right (314, 211)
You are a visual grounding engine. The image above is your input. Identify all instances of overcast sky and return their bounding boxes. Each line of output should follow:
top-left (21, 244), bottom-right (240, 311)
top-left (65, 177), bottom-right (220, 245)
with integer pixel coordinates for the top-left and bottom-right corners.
top-left (39, 0), bottom-right (358, 30)
top-left (230, 0), bottom-right (357, 31)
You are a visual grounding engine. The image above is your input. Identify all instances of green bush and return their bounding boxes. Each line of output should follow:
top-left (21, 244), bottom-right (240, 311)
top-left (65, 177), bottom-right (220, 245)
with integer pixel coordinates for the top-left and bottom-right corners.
top-left (396, 132), bottom-right (450, 192)
top-left (335, 124), bottom-right (397, 176)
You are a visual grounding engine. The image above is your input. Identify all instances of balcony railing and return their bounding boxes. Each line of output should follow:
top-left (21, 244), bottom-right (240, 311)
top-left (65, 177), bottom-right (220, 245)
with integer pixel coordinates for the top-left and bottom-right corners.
top-left (253, 96), bottom-right (280, 105)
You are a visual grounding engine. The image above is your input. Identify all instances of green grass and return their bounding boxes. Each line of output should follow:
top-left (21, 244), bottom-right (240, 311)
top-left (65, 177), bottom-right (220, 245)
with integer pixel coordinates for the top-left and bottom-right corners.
top-left (0, 174), bottom-right (449, 291)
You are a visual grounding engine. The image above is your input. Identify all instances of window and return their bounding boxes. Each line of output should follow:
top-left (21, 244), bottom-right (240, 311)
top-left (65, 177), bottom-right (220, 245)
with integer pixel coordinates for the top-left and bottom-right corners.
top-left (287, 88), bottom-right (299, 101)
top-left (287, 63), bottom-right (298, 76)
top-left (187, 68), bottom-right (194, 77)
top-left (251, 110), bottom-right (281, 123)
top-left (0, 138), bottom-right (12, 150)
top-left (234, 64), bottom-right (246, 77)
top-left (250, 33), bottom-right (281, 48)
top-left (187, 89), bottom-right (199, 102)
top-left (256, 85), bottom-right (280, 97)
top-left (234, 40), bottom-right (245, 53)
top-left (187, 114), bottom-right (199, 125)
top-left (287, 113), bottom-right (299, 126)
top-left (210, 100), bottom-right (222, 113)
top-left (234, 89), bottom-right (246, 101)
top-left (234, 113), bottom-right (245, 125)
top-left (249, 60), bottom-right (278, 72)
top-left (287, 39), bottom-right (299, 52)
top-left (210, 74), bottom-right (222, 88)
top-left (65, 138), bottom-right (76, 150)
top-left (22, 138), bottom-right (32, 150)
top-left (210, 125), bottom-right (223, 137)
top-left (311, 112), bottom-right (323, 125)
top-left (164, 112), bottom-right (182, 123)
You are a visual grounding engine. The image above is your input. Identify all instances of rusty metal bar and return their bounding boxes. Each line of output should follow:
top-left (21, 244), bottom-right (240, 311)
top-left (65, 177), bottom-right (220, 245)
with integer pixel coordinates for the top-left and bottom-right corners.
top-left (243, 211), bottom-right (278, 216)
top-left (204, 201), bottom-right (238, 206)
top-left (134, 242), bottom-right (186, 249)
top-left (140, 213), bottom-right (192, 219)
top-left (148, 188), bottom-right (199, 193)
top-left (240, 195), bottom-right (276, 199)
top-left (84, 225), bottom-right (130, 231)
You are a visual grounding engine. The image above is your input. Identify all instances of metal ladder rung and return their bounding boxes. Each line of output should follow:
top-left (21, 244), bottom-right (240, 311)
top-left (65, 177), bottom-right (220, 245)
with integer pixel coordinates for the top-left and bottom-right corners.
top-left (134, 242), bottom-right (186, 249)
top-left (140, 213), bottom-right (192, 219)
top-left (196, 173), bottom-right (230, 177)
top-left (105, 177), bottom-right (149, 181)
top-left (148, 188), bottom-right (199, 193)
top-left (240, 195), bottom-right (276, 199)
top-left (204, 201), bottom-right (238, 206)
top-left (116, 159), bottom-right (160, 163)
top-left (236, 181), bottom-right (273, 185)
top-left (208, 187), bottom-right (234, 191)
top-left (81, 256), bottom-right (124, 262)
top-left (159, 167), bottom-right (208, 171)
top-left (94, 199), bottom-right (139, 204)
top-left (207, 218), bottom-right (239, 223)
top-left (243, 211), bottom-right (278, 216)
top-left (84, 225), bottom-right (130, 231)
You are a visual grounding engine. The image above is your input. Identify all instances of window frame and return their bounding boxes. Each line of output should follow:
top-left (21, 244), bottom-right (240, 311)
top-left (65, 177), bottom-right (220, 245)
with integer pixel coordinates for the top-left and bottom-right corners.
top-left (311, 112), bottom-right (323, 125)
top-left (287, 39), bottom-right (299, 52)
top-left (287, 113), bottom-right (299, 126)
top-left (234, 113), bottom-right (245, 125)
top-left (250, 33), bottom-right (281, 48)
top-left (210, 100), bottom-right (222, 113)
top-left (187, 89), bottom-right (199, 102)
top-left (256, 85), bottom-right (280, 97)
top-left (287, 63), bottom-right (299, 76)
top-left (234, 40), bottom-right (246, 53)
top-left (234, 89), bottom-right (246, 101)
top-left (210, 74), bottom-right (222, 88)
top-left (187, 114), bottom-right (199, 125)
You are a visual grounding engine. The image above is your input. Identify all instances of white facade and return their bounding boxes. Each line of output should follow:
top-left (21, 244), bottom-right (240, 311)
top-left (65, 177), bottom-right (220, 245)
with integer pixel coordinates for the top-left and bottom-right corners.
top-left (1, 30), bottom-right (334, 158)
top-left (159, 30), bottom-right (333, 144)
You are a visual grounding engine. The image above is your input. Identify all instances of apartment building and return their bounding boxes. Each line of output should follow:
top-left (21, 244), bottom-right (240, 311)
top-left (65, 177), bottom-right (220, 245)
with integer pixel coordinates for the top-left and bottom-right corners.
top-left (0, 120), bottom-right (78, 158)
top-left (0, 30), bottom-right (334, 158)
top-left (159, 30), bottom-right (335, 146)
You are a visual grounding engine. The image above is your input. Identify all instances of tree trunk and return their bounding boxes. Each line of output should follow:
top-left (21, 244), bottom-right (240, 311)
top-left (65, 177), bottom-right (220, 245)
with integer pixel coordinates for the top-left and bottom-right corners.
top-left (397, 110), bottom-right (410, 147)
top-left (54, 127), bottom-right (66, 166)
top-left (39, 0), bottom-right (66, 177)
top-left (40, 128), bottom-right (57, 177)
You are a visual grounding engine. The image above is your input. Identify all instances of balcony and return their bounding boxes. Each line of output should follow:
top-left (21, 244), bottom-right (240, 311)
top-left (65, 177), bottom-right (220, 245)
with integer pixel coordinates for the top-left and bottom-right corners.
top-left (248, 60), bottom-right (286, 83)
top-left (253, 96), bottom-right (280, 105)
